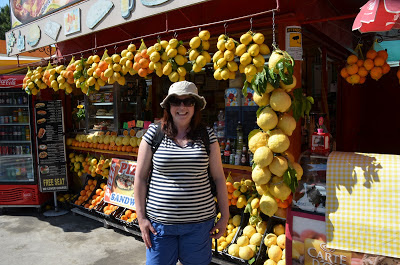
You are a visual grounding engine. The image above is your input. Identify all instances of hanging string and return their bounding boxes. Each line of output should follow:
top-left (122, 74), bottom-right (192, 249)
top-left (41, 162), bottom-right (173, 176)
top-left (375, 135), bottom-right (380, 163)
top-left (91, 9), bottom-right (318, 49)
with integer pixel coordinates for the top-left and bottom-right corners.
top-left (249, 18), bottom-right (253, 32)
top-left (224, 23), bottom-right (228, 35)
top-left (272, 10), bottom-right (277, 48)
top-left (173, 31), bottom-right (178, 38)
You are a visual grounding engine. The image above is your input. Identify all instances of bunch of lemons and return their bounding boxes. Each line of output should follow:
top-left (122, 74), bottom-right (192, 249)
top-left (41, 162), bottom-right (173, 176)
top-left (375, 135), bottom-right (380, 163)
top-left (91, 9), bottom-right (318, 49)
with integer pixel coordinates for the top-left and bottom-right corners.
top-left (189, 30), bottom-right (212, 73)
top-left (213, 34), bottom-right (239, 80)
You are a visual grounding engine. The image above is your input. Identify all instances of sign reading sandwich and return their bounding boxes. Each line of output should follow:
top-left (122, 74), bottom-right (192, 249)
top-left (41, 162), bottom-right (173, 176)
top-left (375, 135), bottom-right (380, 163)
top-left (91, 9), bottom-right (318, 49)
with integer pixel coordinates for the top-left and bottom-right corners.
top-left (104, 158), bottom-right (136, 209)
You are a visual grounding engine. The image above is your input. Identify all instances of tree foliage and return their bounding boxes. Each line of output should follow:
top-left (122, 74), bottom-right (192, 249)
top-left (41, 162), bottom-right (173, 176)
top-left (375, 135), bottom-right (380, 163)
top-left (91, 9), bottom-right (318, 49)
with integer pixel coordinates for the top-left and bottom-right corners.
top-left (0, 5), bottom-right (11, 40)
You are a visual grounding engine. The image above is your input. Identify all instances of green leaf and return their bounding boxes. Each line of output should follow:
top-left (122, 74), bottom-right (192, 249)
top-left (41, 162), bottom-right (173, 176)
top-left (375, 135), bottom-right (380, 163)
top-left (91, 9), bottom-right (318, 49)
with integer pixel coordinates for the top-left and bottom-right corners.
top-left (307, 96), bottom-right (314, 104)
top-left (283, 166), bottom-right (299, 193)
top-left (256, 106), bottom-right (266, 118)
top-left (244, 202), bottom-right (251, 213)
top-left (242, 81), bottom-right (249, 97)
top-left (249, 257), bottom-right (256, 264)
top-left (252, 162), bottom-right (257, 171)
top-left (183, 62), bottom-right (192, 72)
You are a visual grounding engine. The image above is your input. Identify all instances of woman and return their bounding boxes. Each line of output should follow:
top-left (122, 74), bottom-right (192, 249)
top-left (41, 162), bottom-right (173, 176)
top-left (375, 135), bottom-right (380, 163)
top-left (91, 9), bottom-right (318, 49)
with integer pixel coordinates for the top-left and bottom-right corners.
top-left (134, 81), bottom-right (229, 265)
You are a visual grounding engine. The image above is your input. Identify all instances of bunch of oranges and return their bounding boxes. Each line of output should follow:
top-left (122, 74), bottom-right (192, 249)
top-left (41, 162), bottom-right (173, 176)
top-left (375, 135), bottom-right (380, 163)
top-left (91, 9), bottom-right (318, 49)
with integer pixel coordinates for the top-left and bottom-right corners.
top-left (74, 178), bottom-right (98, 206)
top-left (120, 209), bottom-right (137, 222)
top-left (226, 181), bottom-right (238, 206)
top-left (103, 203), bottom-right (119, 215)
top-left (341, 49), bottom-right (390, 84)
top-left (87, 183), bottom-right (107, 209)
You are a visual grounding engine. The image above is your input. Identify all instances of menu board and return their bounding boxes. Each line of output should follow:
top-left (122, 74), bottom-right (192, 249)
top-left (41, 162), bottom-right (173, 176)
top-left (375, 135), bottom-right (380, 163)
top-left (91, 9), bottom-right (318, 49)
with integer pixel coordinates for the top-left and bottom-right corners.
top-left (35, 100), bottom-right (68, 192)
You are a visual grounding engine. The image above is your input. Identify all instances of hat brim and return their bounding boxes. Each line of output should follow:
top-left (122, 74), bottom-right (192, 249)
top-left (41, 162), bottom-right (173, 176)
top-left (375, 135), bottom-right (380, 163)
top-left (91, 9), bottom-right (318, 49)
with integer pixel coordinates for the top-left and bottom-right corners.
top-left (160, 93), bottom-right (207, 110)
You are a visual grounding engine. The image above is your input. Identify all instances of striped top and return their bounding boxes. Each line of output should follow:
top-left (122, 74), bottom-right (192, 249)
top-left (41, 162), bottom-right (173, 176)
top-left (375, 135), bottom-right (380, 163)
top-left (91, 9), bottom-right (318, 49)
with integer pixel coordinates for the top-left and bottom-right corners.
top-left (142, 123), bottom-right (218, 224)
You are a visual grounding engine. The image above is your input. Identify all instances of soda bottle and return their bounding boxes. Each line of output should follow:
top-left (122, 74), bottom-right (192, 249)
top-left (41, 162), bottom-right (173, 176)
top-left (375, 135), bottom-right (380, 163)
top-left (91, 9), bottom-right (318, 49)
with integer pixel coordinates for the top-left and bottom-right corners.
top-left (25, 126), bottom-right (30, 140)
top-left (236, 121), bottom-right (243, 152)
top-left (219, 140), bottom-right (225, 161)
top-left (230, 147), bottom-right (236, 165)
top-left (240, 144), bottom-right (248, 166)
top-left (224, 139), bottom-right (231, 164)
top-left (217, 110), bottom-right (225, 142)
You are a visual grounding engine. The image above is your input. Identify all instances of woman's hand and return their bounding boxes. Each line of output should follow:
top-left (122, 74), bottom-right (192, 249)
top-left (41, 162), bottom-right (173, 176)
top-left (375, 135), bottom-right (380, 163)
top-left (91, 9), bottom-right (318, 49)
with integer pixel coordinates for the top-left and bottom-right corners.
top-left (138, 217), bottom-right (157, 248)
top-left (209, 216), bottom-right (228, 239)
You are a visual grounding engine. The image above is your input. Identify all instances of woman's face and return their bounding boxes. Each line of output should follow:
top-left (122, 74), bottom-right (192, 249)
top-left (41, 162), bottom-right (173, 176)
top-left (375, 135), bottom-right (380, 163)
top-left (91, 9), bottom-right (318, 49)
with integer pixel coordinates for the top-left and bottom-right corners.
top-left (168, 95), bottom-right (196, 127)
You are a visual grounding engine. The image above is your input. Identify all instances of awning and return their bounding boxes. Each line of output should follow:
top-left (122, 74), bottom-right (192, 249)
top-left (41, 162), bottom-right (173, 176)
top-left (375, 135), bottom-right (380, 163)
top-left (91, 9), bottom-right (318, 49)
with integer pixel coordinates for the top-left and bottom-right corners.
top-left (0, 54), bottom-right (42, 74)
top-left (326, 151), bottom-right (400, 258)
top-left (352, 0), bottom-right (400, 33)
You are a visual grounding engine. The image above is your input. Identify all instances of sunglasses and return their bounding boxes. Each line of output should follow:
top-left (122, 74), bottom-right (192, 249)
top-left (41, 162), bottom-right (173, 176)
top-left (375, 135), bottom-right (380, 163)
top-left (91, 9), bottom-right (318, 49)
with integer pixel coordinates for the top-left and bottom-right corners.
top-left (169, 97), bottom-right (196, 107)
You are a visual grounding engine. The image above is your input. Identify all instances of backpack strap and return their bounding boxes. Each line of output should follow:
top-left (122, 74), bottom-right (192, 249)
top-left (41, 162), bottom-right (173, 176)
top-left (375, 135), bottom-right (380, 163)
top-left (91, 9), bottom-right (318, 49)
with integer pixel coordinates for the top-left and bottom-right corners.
top-left (151, 124), bottom-right (164, 154)
top-left (199, 126), bottom-right (210, 156)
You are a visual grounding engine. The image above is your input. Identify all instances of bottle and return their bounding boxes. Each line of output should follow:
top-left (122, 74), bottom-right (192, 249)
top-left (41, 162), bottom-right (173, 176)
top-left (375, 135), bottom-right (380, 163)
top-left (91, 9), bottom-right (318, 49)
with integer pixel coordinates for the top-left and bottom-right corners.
top-left (17, 126), bottom-right (22, 140)
top-left (219, 140), bottom-right (225, 161)
top-left (236, 121), bottom-right (243, 151)
top-left (13, 110), bottom-right (18, 123)
top-left (25, 126), bottom-right (30, 141)
top-left (249, 152), bottom-right (254, 167)
top-left (13, 126), bottom-right (18, 140)
top-left (213, 121), bottom-right (218, 135)
top-left (18, 108), bottom-right (23, 123)
top-left (240, 144), bottom-right (248, 166)
top-left (217, 110), bottom-right (225, 142)
top-left (224, 139), bottom-right (231, 164)
top-left (230, 147), bottom-right (236, 165)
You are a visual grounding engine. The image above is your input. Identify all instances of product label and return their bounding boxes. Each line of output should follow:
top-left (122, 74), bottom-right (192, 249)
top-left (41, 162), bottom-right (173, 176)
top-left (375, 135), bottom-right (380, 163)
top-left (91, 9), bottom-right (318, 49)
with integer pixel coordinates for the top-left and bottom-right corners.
top-left (305, 239), bottom-right (351, 265)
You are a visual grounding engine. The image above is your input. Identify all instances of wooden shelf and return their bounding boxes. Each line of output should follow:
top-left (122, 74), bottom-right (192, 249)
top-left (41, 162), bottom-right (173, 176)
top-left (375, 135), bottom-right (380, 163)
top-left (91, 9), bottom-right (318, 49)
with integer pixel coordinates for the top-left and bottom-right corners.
top-left (66, 146), bottom-right (138, 158)
top-left (221, 164), bottom-right (252, 172)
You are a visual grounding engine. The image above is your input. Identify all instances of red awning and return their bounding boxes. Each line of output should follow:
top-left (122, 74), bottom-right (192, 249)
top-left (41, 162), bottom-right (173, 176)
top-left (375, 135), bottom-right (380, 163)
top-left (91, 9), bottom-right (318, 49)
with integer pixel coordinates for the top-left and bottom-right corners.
top-left (352, 0), bottom-right (400, 33)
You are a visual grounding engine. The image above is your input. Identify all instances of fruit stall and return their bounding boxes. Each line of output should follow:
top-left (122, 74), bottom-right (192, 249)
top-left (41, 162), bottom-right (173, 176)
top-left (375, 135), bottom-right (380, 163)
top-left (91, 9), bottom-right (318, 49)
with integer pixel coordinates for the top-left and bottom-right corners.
top-left (3, 0), bottom-right (400, 264)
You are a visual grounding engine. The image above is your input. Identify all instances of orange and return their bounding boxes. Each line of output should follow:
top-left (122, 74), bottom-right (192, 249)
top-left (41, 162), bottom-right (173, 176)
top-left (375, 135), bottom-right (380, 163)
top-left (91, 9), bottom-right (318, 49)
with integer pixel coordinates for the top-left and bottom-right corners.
top-left (359, 76), bottom-right (366, 84)
top-left (84, 204), bottom-right (90, 208)
top-left (141, 49), bottom-right (149, 59)
top-left (363, 59), bottom-right (374, 71)
top-left (126, 146), bottom-right (133, 152)
top-left (134, 53), bottom-right (142, 63)
top-left (85, 185), bottom-right (90, 190)
top-left (90, 184), bottom-right (95, 191)
top-left (231, 198), bottom-right (237, 206)
top-left (357, 66), bottom-right (368, 77)
top-left (340, 68), bottom-right (349, 78)
top-left (96, 189), bottom-right (102, 195)
top-left (123, 130), bottom-right (129, 136)
top-left (117, 146), bottom-right (122, 152)
top-left (125, 210), bottom-right (132, 217)
top-left (397, 69), bottom-right (400, 79)
top-left (356, 59), bottom-right (364, 67)
top-left (138, 68), bottom-right (148, 77)
top-left (132, 62), bottom-right (140, 71)
top-left (89, 143), bottom-right (93, 148)
top-left (377, 50), bottom-right (388, 60)
top-left (80, 190), bottom-right (86, 196)
top-left (110, 141), bottom-right (115, 147)
top-left (100, 183), bottom-right (106, 189)
top-left (121, 146), bottom-right (127, 152)
top-left (347, 54), bottom-right (358, 65)
top-left (346, 64), bottom-right (358, 75)
top-left (129, 129), bottom-right (135, 136)
top-left (139, 58), bottom-right (149, 68)
top-left (346, 74), bottom-right (360, 85)
top-left (227, 193), bottom-right (232, 200)
top-left (98, 61), bottom-right (108, 71)
top-left (381, 63), bottom-right (390, 74)
top-left (373, 56), bottom-right (385, 67)
top-left (366, 49), bottom-right (377, 60)
top-left (112, 145), bottom-right (118, 151)
top-left (92, 143), bottom-right (98, 149)
top-left (370, 66), bottom-right (383, 81)
top-left (86, 190), bottom-right (91, 196)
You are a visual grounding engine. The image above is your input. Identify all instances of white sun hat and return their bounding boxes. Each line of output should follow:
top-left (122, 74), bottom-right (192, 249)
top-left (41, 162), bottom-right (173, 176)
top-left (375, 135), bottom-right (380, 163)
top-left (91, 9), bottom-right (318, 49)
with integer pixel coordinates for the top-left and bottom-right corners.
top-left (160, 81), bottom-right (207, 110)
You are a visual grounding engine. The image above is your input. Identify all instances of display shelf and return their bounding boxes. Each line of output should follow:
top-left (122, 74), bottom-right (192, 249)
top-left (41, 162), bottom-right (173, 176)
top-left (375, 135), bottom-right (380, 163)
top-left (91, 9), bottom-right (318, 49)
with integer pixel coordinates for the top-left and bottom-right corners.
top-left (67, 146), bottom-right (138, 158)
top-left (93, 115), bottom-right (114, 119)
top-left (221, 164), bottom-right (252, 172)
top-left (0, 105), bottom-right (28, 108)
top-left (0, 140), bottom-right (31, 143)
top-left (0, 154), bottom-right (32, 158)
top-left (0, 123), bottom-right (30, 126)
top-left (92, 102), bottom-right (113, 106)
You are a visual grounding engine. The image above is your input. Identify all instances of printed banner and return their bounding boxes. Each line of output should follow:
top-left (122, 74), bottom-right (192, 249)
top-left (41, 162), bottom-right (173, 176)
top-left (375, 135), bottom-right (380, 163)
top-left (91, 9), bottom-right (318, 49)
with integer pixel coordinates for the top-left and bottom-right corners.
top-left (104, 158), bottom-right (136, 209)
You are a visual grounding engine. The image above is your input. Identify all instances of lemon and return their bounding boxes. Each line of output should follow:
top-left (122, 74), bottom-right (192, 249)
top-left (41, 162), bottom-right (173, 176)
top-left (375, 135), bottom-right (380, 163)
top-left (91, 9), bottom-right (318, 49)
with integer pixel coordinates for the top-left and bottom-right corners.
top-left (153, 43), bottom-right (162, 51)
top-left (240, 33), bottom-right (253, 45)
top-left (264, 259), bottom-right (277, 265)
top-left (291, 162), bottom-right (303, 180)
top-left (189, 37), bottom-right (201, 49)
top-left (260, 192), bottom-right (278, 217)
top-left (212, 51), bottom-right (223, 63)
top-left (268, 245), bottom-right (283, 262)
top-left (128, 44), bottom-right (136, 52)
top-left (243, 225), bottom-right (256, 238)
top-left (232, 214), bottom-right (241, 227)
top-left (169, 38), bottom-right (179, 48)
top-left (177, 67), bottom-right (187, 77)
top-left (224, 50), bottom-right (235, 61)
top-left (277, 234), bottom-right (286, 249)
top-left (269, 156), bottom-right (288, 177)
top-left (163, 62), bottom-right (172, 75)
top-left (112, 54), bottom-right (121, 63)
top-left (146, 46), bottom-right (155, 56)
top-left (268, 132), bottom-right (290, 154)
top-left (192, 63), bottom-right (203, 73)
top-left (250, 232), bottom-right (263, 246)
top-left (199, 30), bottom-right (210, 40)
top-left (202, 40), bottom-right (210, 50)
top-left (269, 50), bottom-right (285, 71)
top-left (277, 113), bottom-right (296, 136)
top-left (239, 64), bottom-right (246, 73)
top-left (218, 34), bottom-right (226, 41)
top-left (270, 89), bottom-right (292, 113)
top-left (252, 165), bottom-right (271, 185)
top-left (278, 260), bottom-right (286, 265)
top-left (225, 39), bottom-right (235, 50)
top-left (235, 44), bottom-right (247, 56)
top-left (150, 51), bottom-right (160, 62)
top-left (253, 33), bottom-right (265, 44)
top-left (149, 61), bottom-right (155, 71)
top-left (236, 194), bottom-right (247, 208)
top-left (175, 54), bottom-right (185, 65)
top-left (227, 61), bottom-right (238, 72)
top-left (160, 52), bottom-right (169, 61)
top-left (167, 48), bottom-right (177, 58)
top-left (217, 39), bottom-right (226, 51)
top-left (256, 221), bottom-right (268, 234)
top-left (269, 176), bottom-right (291, 201)
top-left (112, 63), bottom-right (121, 72)
top-left (248, 44), bottom-right (260, 57)
top-left (280, 75), bottom-right (297, 92)
top-left (214, 69), bottom-right (222, 80)
top-left (196, 55), bottom-right (207, 67)
top-left (160, 40), bottom-right (169, 49)
top-left (239, 246), bottom-right (255, 260)
top-left (189, 49), bottom-right (200, 61)
top-left (253, 54), bottom-right (266, 67)
top-left (257, 107), bottom-right (278, 131)
top-left (169, 71), bottom-right (179, 83)
top-left (245, 64), bottom-right (257, 76)
top-left (253, 146), bottom-right (273, 169)
top-left (240, 53), bottom-right (252, 66)
top-left (254, 91), bottom-right (270, 106)
top-left (236, 235), bottom-right (249, 247)
top-left (217, 58), bottom-right (227, 68)
top-left (228, 244), bottom-right (240, 257)
top-left (126, 51), bottom-right (134, 60)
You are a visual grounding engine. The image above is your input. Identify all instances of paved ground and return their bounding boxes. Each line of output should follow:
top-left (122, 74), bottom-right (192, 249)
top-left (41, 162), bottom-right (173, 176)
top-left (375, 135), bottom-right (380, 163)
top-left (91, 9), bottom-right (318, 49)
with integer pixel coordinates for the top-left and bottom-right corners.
top-left (0, 207), bottom-right (147, 265)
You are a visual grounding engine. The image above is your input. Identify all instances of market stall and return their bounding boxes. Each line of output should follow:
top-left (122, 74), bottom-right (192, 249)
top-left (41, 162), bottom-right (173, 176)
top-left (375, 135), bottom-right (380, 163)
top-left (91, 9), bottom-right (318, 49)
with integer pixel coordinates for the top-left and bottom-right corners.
top-left (3, 0), bottom-right (400, 264)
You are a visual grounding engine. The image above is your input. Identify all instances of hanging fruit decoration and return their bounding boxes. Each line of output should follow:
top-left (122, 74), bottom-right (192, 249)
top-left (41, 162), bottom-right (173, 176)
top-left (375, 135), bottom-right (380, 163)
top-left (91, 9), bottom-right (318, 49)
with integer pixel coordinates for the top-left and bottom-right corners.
top-left (132, 39), bottom-right (152, 79)
top-left (243, 46), bottom-right (313, 218)
top-left (22, 67), bottom-right (40, 95)
top-left (120, 43), bottom-right (137, 77)
top-left (213, 34), bottom-right (239, 81)
top-left (189, 30), bottom-right (212, 74)
top-left (340, 43), bottom-right (390, 85)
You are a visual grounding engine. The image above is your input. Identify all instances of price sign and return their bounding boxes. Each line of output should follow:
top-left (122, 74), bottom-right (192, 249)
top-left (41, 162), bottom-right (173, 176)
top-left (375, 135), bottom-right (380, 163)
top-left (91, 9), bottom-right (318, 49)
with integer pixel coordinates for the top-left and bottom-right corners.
top-left (136, 120), bottom-right (144, 128)
top-left (144, 121), bottom-right (151, 129)
top-left (127, 120), bottom-right (135, 128)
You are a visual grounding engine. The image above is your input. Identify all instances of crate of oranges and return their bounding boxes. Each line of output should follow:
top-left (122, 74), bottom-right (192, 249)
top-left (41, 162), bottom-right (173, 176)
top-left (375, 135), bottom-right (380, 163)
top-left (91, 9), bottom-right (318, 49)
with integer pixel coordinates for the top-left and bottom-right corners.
top-left (94, 202), bottom-right (119, 218)
top-left (114, 208), bottom-right (138, 228)
top-left (86, 182), bottom-right (108, 210)
top-left (73, 176), bottom-right (101, 209)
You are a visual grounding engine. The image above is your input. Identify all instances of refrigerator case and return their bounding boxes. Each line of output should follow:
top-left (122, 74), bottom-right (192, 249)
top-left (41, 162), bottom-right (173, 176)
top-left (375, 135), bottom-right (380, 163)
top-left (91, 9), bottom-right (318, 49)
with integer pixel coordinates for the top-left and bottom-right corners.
top-left (0, 90), bottom-right (50, 206)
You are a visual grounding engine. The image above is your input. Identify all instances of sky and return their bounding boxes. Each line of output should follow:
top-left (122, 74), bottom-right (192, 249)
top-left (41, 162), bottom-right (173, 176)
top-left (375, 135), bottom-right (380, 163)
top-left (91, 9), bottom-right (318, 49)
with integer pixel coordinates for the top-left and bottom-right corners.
top-left (0, 0), bottom-right (9, 8)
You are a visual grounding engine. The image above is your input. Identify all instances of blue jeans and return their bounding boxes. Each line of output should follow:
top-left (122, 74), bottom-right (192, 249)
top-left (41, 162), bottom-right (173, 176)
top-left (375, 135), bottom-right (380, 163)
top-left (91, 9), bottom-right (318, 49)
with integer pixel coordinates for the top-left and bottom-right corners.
top-left (146, 219), bottom-right (215, 265)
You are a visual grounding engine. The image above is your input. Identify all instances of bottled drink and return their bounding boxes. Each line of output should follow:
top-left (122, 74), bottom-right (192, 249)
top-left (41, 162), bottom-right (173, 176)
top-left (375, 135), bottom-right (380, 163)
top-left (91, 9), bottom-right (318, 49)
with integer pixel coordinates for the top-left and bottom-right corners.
top-left (13, 111), bottom-right (18, 123)
top-left (224, 139), bottom-right (231, 164)
top-left (13, 126), bottom-right (18, 140)
top-left (18, 108), bottom-right (23, 123)
top-left (249, 152), bottom-right (254, 167)
top-left (17, 126), bottom-right (22, 140)
top-left (236, 121), bottom-right (243, 152)
top-left (240, 144), bottom-right (248, 166)
top-left (25, 126), bottom-right (30, 140)
top-left (217, 110), bottom-right (225, 142)
top-left (230, 147), bottom-right (236, 165)
top-left (219, 140), bottom-right (225, 161)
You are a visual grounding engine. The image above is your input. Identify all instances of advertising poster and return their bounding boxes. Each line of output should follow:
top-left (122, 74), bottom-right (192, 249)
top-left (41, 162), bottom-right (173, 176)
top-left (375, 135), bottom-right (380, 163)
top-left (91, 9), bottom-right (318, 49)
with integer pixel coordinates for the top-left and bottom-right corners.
top-left (286, 209), bottom-right (400, 265)
top-left (35, 100), bottom-right (68, 192)
top-left (285, 26), bottom-right (303, 61)
top-left (104, 158), bottom-right (136, 209)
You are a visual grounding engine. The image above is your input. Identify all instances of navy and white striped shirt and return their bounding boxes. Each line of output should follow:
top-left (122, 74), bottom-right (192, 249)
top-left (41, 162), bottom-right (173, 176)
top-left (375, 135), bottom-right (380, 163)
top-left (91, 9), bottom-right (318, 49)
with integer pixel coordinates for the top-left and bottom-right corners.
top-left (142, 124), bottom-right (218, 224)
